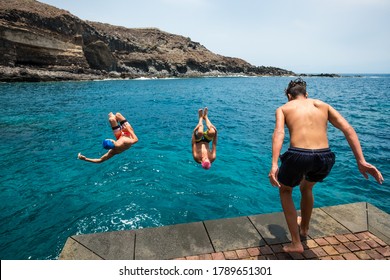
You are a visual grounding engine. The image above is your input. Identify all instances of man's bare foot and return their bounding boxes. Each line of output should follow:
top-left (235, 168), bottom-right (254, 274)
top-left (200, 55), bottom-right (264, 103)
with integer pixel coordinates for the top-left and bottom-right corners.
top-left (283, 242), bottom-right (304, 253)
top-left (198, 109), bottom-right (203, 119)
top-left (297, 216), bottom-right (308, 238)
top-left (203, 107), bottom-right (208, 118)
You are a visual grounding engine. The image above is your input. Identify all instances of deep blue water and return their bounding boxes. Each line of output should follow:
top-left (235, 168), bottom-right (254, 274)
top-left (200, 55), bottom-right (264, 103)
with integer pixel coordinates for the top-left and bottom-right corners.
top-left (0, 75), bottom-right (389, 259)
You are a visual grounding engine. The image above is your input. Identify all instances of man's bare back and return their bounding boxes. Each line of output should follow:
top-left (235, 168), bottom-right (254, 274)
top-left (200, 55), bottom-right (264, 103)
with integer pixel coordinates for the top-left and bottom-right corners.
top-left (279, 97), bottom-right (330, 149)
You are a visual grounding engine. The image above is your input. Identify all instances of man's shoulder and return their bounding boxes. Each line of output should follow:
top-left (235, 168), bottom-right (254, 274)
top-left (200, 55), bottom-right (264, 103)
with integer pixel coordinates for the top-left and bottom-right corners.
top-left (278, 102), bottom-right (293, 111)
top-left (275, 104), bottom-right (290, 118)
top-left (311, 98), bottom-right (329, 108)
top-left (277, 103), bottom-right (288, 111)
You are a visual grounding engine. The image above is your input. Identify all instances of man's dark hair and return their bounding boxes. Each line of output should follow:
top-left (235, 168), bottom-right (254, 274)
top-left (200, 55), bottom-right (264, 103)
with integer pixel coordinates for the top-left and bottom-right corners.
top-left (285, 78), bottom-right (307, 97)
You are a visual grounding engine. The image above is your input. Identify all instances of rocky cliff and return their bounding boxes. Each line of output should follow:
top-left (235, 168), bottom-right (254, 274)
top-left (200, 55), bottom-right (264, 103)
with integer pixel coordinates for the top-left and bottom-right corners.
top-left (0, 0), bottom-right (295, 82)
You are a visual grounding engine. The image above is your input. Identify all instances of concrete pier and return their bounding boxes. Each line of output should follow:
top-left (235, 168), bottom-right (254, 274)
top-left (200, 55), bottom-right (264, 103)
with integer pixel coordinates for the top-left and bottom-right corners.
top-left (59, 202), bottom-right (390, 260)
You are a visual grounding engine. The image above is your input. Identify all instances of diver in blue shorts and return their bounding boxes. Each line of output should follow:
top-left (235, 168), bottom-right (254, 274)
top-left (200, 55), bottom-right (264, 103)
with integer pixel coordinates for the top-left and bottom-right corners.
top-left (269, 78), bottom-right (384, 254)
top-left (78, 112), bottom-right (138, 163)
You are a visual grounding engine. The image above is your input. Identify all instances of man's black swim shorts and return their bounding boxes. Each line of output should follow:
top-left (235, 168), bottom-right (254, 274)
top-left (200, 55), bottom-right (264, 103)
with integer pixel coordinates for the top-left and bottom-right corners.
top-left (277, 147), bottom-right (336, 187)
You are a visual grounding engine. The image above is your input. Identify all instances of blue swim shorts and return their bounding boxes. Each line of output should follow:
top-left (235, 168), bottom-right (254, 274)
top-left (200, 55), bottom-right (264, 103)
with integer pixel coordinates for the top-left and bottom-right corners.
top-left (277, 147), bottom-right (335, 187)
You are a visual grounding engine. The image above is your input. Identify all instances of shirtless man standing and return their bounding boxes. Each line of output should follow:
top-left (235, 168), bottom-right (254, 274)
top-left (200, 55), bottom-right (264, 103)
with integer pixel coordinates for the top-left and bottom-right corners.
top-left (192, 107), bottom-right (217, 169)
top-left (78, 112), bottom-right (138, 163)
top-left (269, 78), bottom-right (384, 253)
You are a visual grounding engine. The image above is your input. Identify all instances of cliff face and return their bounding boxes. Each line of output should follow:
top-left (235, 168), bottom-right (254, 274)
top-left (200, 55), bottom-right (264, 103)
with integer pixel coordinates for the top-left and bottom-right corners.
top-left (0, 0), bottom-right (294, 82)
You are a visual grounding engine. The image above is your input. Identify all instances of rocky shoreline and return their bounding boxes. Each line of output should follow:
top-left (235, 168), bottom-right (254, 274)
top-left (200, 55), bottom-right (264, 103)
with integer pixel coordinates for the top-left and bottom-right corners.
top-left (0, 65), bottom-right (341, 83)
top-left (299, 73), bottom-right (341, 78)
top-left (0, 65), bottom-right (298, 83)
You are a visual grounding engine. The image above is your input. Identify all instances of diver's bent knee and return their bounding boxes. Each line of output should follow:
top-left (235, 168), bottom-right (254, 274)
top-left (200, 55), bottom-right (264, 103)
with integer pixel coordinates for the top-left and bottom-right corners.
top-left (115, 112), bottom-right (125, 119)
top-left (207, 129), bottom-right (216, 137)
top-left (109, 116), bottom-right (117, 123)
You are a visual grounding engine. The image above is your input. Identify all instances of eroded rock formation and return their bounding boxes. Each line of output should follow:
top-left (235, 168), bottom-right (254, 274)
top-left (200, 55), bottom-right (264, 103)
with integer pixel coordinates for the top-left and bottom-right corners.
top-left (0, 0), bottom-right (295, 82)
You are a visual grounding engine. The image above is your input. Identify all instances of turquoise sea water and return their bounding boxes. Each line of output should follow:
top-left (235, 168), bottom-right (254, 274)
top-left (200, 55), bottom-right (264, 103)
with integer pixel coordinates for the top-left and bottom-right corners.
top-left (0, 75), bottom-right (389, 259)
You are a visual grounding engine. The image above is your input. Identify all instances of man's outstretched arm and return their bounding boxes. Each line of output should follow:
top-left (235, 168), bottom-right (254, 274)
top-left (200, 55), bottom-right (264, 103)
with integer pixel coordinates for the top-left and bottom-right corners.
top-left (328, 105), bottom-right (384, 184)
top-left (78, 150), bottom-right (115, 164)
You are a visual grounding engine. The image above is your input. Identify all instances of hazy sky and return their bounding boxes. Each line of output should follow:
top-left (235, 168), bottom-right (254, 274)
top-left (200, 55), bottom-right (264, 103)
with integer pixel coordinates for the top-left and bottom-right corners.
top-left (38, 0), bottom-right (390, 74)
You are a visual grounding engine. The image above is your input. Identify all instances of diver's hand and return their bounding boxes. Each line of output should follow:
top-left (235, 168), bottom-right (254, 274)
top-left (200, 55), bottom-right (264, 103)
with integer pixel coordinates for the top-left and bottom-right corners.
top-left (269, 166), bottom-right (281, 188)
top-left (358, 161), bottom-right (384, 184)
top-left (78, 153), bottom-right (86, 161)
